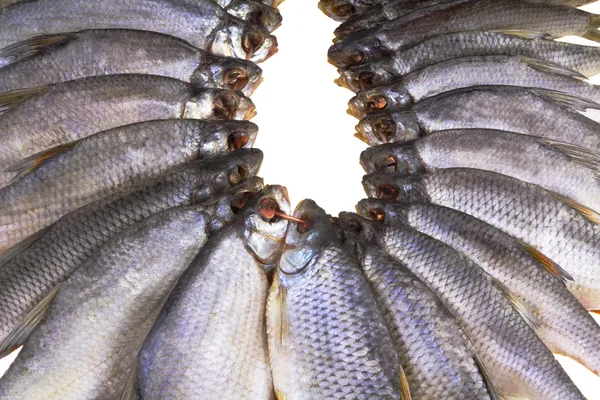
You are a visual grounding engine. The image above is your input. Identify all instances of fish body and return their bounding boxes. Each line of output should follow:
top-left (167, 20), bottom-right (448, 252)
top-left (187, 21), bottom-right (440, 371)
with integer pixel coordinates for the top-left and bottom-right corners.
top-left (361, 199), bottom-right (600, 376)
top-left (354, 208), bottom-right (583, 399)
top-left (0, 0), bottom-right (277, 63)
top-left (356, 86), bottom-right (600, 149)
top-left (133, 186), bottom-right (291, 399)
top-left (360, 129), bottom-right (600, 213)
top-left (0, 74), bottom-right (255, 185)
top-left (339, 31), bottom-right (600, 92)
top-left (0, 119), bottom-right (257, 254)
top-left (0, 30), bottom-right (263, 96)
top-left (267, 200), bottom-right (401, 400)
top-left (363, 169), bottom-right (600, 310)
top-left (0, 205), bottom-right (212, 400)
top-left (348, 55), bottom-right (600, 115)
top-left (0, 150), bottom-right (263, 357)
top-left (328, 0), bottom-right (600, 67)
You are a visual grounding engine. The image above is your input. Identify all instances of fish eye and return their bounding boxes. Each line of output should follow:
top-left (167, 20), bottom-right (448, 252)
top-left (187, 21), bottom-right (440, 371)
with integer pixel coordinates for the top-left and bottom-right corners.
top-left (296, 214), bottom-right (313, 234)
top-left (228, 165), bottom-right (248, 185)
top-left (358, 71), bottom-right (375, 89)
top-left (332, 2), bottom-right (355, 17)
top-left (214, 92), bottom-right (238, 120)
top-left (242, 31), bottom-right (266, 57)
top-left (224, 68), bottom-right (249, 92)
top-left (228, 132), bottom-right (249, 151)
top-left (230, 190), bottom-right (256, 214)
top-left (377, 184), bottom-right (399, 200)
top-left (258, 197), bottom-right (283, 223)
top-left (377, 155), bottom-right (397, 172)
top-left (373, 119), bottom-right (396, 143)
top-left (366, 95), bottom-right (387, 112)
top-left (368, 208), bottom-right (385, 222)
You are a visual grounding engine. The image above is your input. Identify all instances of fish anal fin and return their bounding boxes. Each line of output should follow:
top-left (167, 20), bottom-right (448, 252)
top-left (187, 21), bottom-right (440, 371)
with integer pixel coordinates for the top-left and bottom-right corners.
top-left (473, 354), bottom-right (502, 400)
top-left (519, 56), bottom-right (588, 81)
top-left (0, 86), bottom-right (49, 115)
top-left (531, 88), bottom-right (600, 112)
top-left (517, 240), bottom-right (574, 283)
top-left (6, 141), bottom-right (80, 183)
top-left (492, 278), bottom-right (541, 331)
top-left (0, 226), bottom-right (49, 267)
top-left (119, 361), bottom-right (140, 400)
top-left (0, 33), bottom-right (74, 64)
top-left (551, 192), bottom-right (600, 224)
top-left (398, 365), bottom-right (412, 400)
top-left (0, 283), bottom-right (62, 359)
top-left (489, 29), bottom-right (553, 40)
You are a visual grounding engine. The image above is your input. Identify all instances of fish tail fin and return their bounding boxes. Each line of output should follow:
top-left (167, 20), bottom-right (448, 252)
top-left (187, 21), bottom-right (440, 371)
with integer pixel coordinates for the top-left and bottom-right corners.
top-left (0, 283), bottom-right (62, 359)
top-left (120, 360), bottom-right (140, 400)
top-left (583, 15), bottom-right (600, 43)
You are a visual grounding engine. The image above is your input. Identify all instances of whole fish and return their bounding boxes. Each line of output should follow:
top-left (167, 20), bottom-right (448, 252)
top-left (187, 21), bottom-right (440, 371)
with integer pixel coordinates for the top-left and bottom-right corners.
top-left (339, 215), bottom-right (496, 399)
top-left (351, 205), bottom-right (584, 399)
top-left (0, 0), bottom-right (278, 63)
top-left (0, 30), bottom-right (263, 96)
top-left (355, 86), bottom-right (600, 149)
top-left (216, 0), bottom-right (282, 32)
top-left (0, 74), bottom-right (256, 185)
top-left (348, 56), bottom-right (600, 117)
top-left (363, 169), bottom-right (600, 310)
top-left (0, 119), bottom-right (257, 255)
top-left (334, 0), bottom-right (470, 39)
top-left (338, 31), bottom-right (600, 92)
top-left (267, 200), bottom-right (403, 400)
top-left (0, 150), bottom-right (263, 358)
top-left (360, 199), bottom-right (600, 376)
top-left (328, 0), bottom-right (600, 67)
top-left (360, 129), bottom-right (600, 213)
top-left (129, 186), bottom-right (291, 399)
top-left (0, 206), bottom-right (213, 400)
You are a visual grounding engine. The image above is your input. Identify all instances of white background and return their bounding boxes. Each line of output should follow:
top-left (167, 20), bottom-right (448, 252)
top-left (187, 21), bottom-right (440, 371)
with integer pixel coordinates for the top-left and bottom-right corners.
top-left (1, 1), bottom-right (600, 398)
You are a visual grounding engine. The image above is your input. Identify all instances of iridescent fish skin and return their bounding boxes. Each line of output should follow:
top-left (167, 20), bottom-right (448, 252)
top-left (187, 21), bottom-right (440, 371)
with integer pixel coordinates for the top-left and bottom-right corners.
top-left (338, 31), bottom-right (600, 92)
top-left (133, 186), bottom-right (291, 399)
top-left (0, 30), bottom-right (263, 96)
top-left (0, 119), bottom-right (257, 255)
top-left (267, 200), bottom-right (401, 400)
top-left (353, 202), bottom-right (584, 400)
top-left (0, 150), bottom-right (263, 357)
top-left (0, 0), bottom-right (278, 63)
top-left (0, 205), bottom-right (213, 400)
top-left (0, 74), bottom-right (256, 186)
top-left (355, 86), bottom-right (600, 150)
top-left (363, 169), bottom-right (600, 310)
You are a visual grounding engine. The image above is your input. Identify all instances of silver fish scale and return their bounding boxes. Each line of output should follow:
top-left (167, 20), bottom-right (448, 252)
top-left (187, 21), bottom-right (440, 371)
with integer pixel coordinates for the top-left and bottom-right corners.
top-left (379, 224), bottom-right (583, 399)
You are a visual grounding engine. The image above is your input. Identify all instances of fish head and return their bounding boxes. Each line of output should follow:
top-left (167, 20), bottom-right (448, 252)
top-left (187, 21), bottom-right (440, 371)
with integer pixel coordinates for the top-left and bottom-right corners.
top-left (211, 22), bottom-right (278, 63)
top-left (191, 56), bottom-right (263, 96)
top-left (224, 0), bottom-right (283, 32)
top-left (194, 120), bottom-right (258, 155)
top-left (355, 110), bottom-right (421, 146)
top-left (318, 0), bottom-right (357, 21)
top-left (333, 6), bottom-right (385, 39)
top-left (208, 176), bottom-right (265, 232)
top-left (337, 60), bottom-right (395, 92)
top-left (242, 185), bottom-right (292, 266)
top-left (186, 89), bottom-right (257, 120)
top-left (362, 172), bottom-right (430, 204)
top-left (359, 141), bottom-right (424, 174)
top-left (356, 198), bottom-right (409, 226)
top-left (348, 81), bottom-right (411, 119)
top-left (278, 199), bottom-right (336, 276)
top-left (328, 29), bottom-right (387, 68)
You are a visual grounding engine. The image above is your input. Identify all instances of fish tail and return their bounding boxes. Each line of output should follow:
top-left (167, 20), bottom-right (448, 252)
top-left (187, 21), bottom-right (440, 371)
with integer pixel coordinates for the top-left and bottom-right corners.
top-left (583, 14), bottom-right (600, 43)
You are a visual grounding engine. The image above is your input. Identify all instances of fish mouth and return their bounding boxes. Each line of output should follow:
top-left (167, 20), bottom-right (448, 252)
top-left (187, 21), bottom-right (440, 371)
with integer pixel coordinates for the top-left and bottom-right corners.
top-left (347, 97), bottom-right (367, 119)
top-left (240, 30), bottom-right (279, 63)
top-left (356, 116), bottom-right (397, 145)
top-left (224, 67), bottom-right (250, 92)
top-left (318, 0), bottom-right (356, 21)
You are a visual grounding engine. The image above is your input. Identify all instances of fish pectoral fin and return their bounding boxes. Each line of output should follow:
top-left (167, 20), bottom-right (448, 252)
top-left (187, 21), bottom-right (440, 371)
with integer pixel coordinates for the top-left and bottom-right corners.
top-left (6, 140), bottom-right (81, 183)
top-left (488, 29), bottom-right (553, 40)
top-left (517, 240), bottom-right (574, 283)
top-left (531, 88), bottom-right (600, 112)
top-left (0, 226), bottom-right (50, 267)
top-left (492, 278), bottom-right (541, 331)
top-left (398, 365), bottom-right (412, 400)
top-left (0, 86), bottom-right (49, 115)
top-left (518, 57), bottom-right (588, 81)
top-left (0, 33), bottom-right (74, 63)
top-left (543, 139), bottom-right (600, 181)
top-left (473, 354), bottom-right (503, 400)
top-left (120, 360), bottom-right (140, 400)
top-left (0, 283), bottom-right (62, 359)
top-left (550, 192), bottom-right (600, 224)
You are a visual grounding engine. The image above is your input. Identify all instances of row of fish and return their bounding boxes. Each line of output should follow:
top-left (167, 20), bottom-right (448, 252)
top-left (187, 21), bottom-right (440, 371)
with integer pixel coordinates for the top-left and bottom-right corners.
top-left (0, 0), bottom-right (292, 398)
top-left (319, 0), bottom-right (600, 398)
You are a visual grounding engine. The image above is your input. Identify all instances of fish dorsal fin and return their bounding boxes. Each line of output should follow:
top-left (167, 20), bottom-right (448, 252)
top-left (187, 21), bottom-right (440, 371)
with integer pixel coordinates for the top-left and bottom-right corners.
top-left (0, 226), bottom-right (50, 267)
top-left (550, 192), bottom-right (600, 224)
top-left (489, 29), bottom-right (553, 40)
top-left (543, 139), bottom-right (600, 181)
top-left (0, 86), bottom-right (49, 115)
top-left (398, 365), bottom-right (412, 400)
top-left (120, 361), bottom-right (140, 400)
top-left (492, 278), bottom-right (540, 331)
top-left (517, 240), bottom-right (574, 283)
top-left (0, 33), bottom-right (74, 64)
top-left (473, 353), bottom-right (502, 400)
top-left (0, 283), bottom-right (62, 359)
top-left (530, 88), bottom-right (600, 112)
top-left (5, 141), bottom-right (80, 183)
top-left (519, 56), bottom-right (588, 81)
